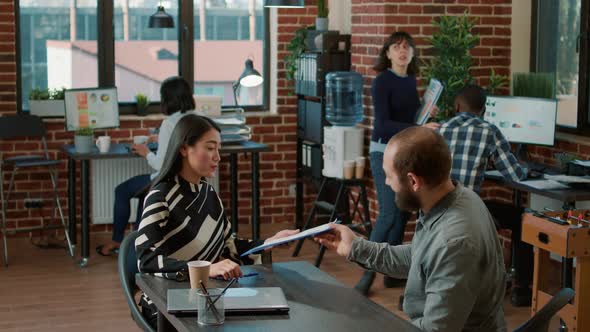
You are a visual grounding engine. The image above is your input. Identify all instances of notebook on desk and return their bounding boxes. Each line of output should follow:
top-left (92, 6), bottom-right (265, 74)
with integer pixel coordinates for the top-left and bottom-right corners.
top-left (167, 287), bottom-right (290, 315)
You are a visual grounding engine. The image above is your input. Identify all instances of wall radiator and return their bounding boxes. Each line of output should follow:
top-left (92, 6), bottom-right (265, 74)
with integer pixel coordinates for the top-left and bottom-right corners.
top-left (91, 159), bottom-right (219, 224)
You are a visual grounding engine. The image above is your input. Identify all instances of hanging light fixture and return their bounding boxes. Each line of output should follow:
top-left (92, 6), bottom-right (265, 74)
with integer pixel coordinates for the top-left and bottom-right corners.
top-left (264, 0), bottom-right (305, 8)
top-left (148, 3), bottom-right (174, 28)
top-left (233, 59), bottom-right (263, 105)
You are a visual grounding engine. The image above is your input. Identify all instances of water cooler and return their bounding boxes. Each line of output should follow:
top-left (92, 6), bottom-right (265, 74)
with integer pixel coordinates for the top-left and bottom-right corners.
top-left (322, 71), bottom-right (364, 178)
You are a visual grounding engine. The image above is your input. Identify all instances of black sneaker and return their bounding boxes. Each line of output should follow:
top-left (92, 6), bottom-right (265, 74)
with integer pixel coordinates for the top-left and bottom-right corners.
top-left (511, 286), bottom-right (532, 307)
top-left (354, 271), bottom-right (375, 296)
top-left (384, 276), bottom-right (406, 288)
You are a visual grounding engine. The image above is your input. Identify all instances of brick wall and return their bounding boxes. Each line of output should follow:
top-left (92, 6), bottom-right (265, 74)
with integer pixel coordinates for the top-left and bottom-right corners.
top-left (0, 0), bottom-right (16, 115)
top-left (0, 1), bottom-right (319, 237)
top-left (349, 0), bottom-right (514, 243)
top-left (1, 0), bottom-right (588, 249)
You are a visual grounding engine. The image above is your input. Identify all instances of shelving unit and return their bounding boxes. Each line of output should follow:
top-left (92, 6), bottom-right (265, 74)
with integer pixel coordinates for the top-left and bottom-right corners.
top-left (294, 34), bottom-right (351, 229)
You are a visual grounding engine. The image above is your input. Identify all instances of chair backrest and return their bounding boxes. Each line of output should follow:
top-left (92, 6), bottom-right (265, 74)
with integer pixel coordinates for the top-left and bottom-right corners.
top-left (513, 288), bottom-right (575, 332)
top-left (0, 114), bottom-right (46, 139)
top-left (0, 114), bottom-right (51, 160)
top-left (118, 231), bottom-right (155, 332)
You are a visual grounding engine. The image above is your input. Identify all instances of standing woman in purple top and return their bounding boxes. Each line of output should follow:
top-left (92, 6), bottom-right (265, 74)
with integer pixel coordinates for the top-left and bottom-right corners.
top-left (355, 31), bottom-right (439, 295)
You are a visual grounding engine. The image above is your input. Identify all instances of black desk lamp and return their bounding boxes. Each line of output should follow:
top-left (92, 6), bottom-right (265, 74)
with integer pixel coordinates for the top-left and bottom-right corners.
top-left (148, 3), bottom-right (174, 28)
top-left (264, 0), bottom-right (304, 8)
top-left (233, 59), bottom-right (263, 106)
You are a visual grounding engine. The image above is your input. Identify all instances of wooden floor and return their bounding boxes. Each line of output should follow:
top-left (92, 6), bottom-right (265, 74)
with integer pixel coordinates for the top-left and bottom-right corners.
top-left (0, 225), bottom-right (556, 331)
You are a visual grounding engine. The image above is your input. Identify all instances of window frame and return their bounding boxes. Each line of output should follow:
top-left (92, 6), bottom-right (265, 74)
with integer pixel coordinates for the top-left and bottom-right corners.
top-left (531, 0), bottom-right (590, 135)
top-left (16, 0), bottom-right (271, 115)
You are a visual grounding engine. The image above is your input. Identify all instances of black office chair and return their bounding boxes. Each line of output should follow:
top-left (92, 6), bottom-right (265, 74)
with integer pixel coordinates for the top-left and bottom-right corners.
top-left (513, 288), bottom-right (575, 332)
top-left (118, 230), bottom-right (155, 332)
top-left (0, 114), bottom-right (74, 266)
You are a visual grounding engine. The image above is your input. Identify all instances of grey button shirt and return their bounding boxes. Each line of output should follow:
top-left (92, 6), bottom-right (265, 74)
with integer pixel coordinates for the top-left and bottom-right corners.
top-left (349, 182), bottom-right (507, 332)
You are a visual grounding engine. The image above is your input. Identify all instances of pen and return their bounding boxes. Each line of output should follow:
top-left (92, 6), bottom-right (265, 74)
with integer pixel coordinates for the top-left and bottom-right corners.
top-left (210, 272), bottom-right (259, 280)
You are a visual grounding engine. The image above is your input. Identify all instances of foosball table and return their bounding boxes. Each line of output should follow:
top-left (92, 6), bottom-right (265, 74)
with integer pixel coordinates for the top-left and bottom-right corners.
top-left (522, 209), bottom-right (590, 331)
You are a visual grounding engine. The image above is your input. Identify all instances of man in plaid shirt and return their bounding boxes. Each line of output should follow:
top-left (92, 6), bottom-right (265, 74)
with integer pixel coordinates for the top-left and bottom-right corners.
top-left (439, 84), bottom-right (532, 307)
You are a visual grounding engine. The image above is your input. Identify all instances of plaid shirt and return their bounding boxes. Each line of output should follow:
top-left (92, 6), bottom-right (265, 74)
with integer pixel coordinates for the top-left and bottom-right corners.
top-left (439, 112), bottom-right (526, 194)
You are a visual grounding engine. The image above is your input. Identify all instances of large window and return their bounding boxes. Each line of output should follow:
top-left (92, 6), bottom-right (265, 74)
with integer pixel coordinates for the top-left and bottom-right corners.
top-left (534, 0), bottom-right (590, 131)
top-left (19, 0), bottom-right (98, 110)
top-left (18, 0), bottom-right (269, 112)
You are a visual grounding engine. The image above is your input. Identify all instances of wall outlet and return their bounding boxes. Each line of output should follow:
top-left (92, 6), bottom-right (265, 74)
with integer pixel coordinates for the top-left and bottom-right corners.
top-left (288, 184), bottom-right (296, 197)
top-left (24, 198), bottom-right (43, 209)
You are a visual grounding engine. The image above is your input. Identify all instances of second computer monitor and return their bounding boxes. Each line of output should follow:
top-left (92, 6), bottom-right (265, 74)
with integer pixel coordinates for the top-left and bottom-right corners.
top-left (483, 95), bottom-right (557, 146)
top-left (64, 87), bottom-right (120, 132)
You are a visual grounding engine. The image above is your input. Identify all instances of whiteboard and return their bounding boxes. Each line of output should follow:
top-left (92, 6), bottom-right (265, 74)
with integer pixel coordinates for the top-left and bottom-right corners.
top-left (65, 87), bottom-right (120, 131)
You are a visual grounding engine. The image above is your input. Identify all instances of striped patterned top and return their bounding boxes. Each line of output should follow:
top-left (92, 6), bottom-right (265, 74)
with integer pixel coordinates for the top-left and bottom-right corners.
top-left (135, 175), bottom-right (262, 278)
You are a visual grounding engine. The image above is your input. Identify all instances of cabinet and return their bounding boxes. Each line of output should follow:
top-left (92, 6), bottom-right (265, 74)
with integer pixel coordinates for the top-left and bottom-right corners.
top-left (295, 47), bottom-right (351, 228)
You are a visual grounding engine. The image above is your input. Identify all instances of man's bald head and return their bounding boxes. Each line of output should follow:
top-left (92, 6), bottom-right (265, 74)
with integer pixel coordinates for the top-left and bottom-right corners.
top-left (385, 127), bottom-right (451, 188)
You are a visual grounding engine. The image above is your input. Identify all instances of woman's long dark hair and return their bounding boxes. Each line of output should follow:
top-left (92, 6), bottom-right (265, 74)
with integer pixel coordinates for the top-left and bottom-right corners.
top-left (373, 31), bottom-right (419, 75)
top-left (160, 76), bottom-right (196, 115)
top-left (153, 114), bottom-right (221, 187)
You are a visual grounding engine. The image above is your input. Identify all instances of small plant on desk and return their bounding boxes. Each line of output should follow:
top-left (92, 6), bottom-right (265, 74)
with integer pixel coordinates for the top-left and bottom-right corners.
top-left (135, 93), bottom-right (150, 116)
top-left (74, 127), bottom-right (94, 153)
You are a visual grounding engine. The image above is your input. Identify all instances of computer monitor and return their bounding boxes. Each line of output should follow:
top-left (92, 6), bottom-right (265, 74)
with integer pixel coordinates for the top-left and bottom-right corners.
top-left (483, 95), bottom-right (557, 146)
top-left (64, 87), bottom-right (119, 131)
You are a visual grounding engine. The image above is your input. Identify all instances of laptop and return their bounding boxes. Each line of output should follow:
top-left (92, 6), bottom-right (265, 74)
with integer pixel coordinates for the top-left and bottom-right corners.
top-left (167, 287), bottom-right (290, 315)
top-left (193, 95), bottom-right (222, 117)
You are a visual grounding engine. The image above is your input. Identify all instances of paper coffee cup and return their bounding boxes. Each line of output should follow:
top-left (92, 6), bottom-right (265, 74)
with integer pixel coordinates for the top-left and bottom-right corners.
top-left (343, 160), bottom-right (356, 179)
top-left (188, 260), bottom-right (211, 288)
top-left (355, 157), bottom-right (366, 179)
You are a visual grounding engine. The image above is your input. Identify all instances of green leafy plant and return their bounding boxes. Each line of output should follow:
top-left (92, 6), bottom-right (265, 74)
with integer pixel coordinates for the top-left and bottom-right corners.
top-left (317, 0), bottom-right (329, 18)
top-left (422, 14), bottom-right (479, 120)
top-left (284, 26), bottom-right (312, 93)
top-left (486, 68), bottom-right (508, 95)
top-left (135, 93), bottom-right (150, 109)
top-left (29, 87), bottom-right (66, 100)
top-left (512, 72), bottom-right (556, 99)
top-left (75, 127), bottom-right (93, 136)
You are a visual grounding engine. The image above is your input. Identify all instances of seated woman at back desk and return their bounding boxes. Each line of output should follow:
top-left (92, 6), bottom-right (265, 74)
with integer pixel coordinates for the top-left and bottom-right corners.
top-left (96, 76), bottom-right (194, 256)
top-left (135, 114), bottom-right (298, 326)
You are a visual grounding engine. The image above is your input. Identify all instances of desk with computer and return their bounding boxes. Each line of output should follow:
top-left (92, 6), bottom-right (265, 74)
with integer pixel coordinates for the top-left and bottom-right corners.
top-left (60, 87), bottom-right (270, 267)
top-left (483, 96), bottom-right (590, 331)
top-left (483, 95), bottom-right (590, 205)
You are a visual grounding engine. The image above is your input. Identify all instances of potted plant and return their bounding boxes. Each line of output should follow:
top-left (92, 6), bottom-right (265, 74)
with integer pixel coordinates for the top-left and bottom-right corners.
top-left (284, 26), bottom-right (312, 94)
top-left (74, 127), bottom-right (94, 153)
top-left (29, 87), bottom-right (66, 117)
top-left (316, 0), bottom-right (329, 31)
top-left (512, 72), bottom-right (556, 99)
top-left (135, 93), bottom-right (150, 116)
top-left (423, 14), bottom-right (507, 120)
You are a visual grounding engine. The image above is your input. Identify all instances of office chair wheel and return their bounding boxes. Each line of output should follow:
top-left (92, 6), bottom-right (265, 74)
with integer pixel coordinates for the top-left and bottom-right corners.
top-left (78, 257), bottom-right (89, 268)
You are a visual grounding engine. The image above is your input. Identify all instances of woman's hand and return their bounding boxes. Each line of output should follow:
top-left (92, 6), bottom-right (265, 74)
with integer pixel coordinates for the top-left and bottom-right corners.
top-left (132, 144), bottom-right (151, 157)
top-left (263, 229), bottom-right (300, 250)
top-left (210, 259), bottom-right (242, 280)
top-left (429, 105), bottom-right (440, 119)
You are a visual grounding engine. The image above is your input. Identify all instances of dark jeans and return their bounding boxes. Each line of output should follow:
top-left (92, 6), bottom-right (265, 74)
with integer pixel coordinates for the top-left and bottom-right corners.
top-left (369, 151), bottom-right (409, 245)
top-left (112, 174), bottom-right (151, 243)
top-left (484, 200), bottom-right (533, 288)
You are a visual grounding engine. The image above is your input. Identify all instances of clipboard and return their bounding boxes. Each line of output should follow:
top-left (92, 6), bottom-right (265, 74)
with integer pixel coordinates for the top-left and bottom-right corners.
top-left (415, 78), bottom-right (443, 125)
top-left (240, 220), bottom-right (341, 257)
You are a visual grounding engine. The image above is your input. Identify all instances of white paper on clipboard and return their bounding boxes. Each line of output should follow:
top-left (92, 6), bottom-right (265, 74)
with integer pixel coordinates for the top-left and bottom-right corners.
top-left (415, 78), bottom-right (443, 125)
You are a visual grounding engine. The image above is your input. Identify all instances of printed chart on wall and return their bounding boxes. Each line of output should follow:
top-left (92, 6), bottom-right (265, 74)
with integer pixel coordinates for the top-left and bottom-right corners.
top-left (64, 87), bottom-right (120, 131)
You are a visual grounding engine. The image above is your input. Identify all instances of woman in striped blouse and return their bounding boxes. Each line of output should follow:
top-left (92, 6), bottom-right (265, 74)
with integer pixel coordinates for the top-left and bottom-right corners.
top-left (135, 114), bottom-right (298, 326)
